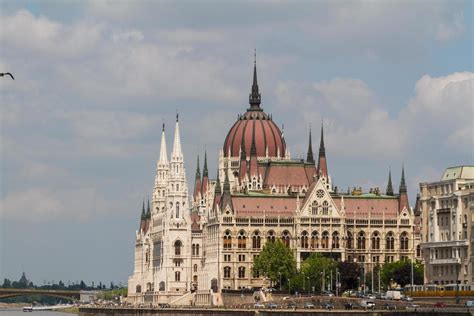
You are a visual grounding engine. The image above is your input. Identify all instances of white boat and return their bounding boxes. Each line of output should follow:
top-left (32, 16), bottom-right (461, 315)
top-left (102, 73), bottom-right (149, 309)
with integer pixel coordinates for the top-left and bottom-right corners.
top-left (22, 306), bottom-right (33, 312)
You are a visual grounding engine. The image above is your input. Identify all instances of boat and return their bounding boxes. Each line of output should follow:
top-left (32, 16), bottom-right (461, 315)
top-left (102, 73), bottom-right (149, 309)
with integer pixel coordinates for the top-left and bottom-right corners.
top-left (22, 306), bottom-right (33, 312)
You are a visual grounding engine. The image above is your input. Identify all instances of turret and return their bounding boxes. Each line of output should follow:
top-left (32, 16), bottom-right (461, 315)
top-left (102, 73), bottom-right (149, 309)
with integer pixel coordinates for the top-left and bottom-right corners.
top-left (386, 168), bottom-right (394, 196)
top-left (193, 155), bottom-right (202, 200)
top-left (220, 168), bottom-right (233, 211)
top-left (306, 126), bottom-right (314, 164)
top-left (398, 166), bottom-right (409, 212)
top-left (201, 151), bottom-right (209, 196)
top-left (248, 50), bottom-right (261, 110)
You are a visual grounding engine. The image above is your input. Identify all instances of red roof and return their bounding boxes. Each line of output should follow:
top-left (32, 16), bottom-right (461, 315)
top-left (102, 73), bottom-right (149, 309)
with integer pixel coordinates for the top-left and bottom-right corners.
top-left (262, 162), bottom-right (317, 188)
top-left (232, 195), bottom-right (296, 217)
top-left (334, 196), bottom-right (399, 219)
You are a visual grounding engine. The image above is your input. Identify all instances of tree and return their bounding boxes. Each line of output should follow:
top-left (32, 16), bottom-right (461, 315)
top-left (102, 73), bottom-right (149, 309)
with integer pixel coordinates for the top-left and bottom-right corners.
top-left (338, 261), bottom-right (361, 292)
top-left (110, 282), bottom-right (115, 290)
top-left (381, 260), bottom-right (423, 288)
top-left (252, 239), bottom-right (296, 288)
top-left (299, 253), bottom-right (337, 293)
top-left (80, 280), bottom-right (87, 290)
top-left (2, 278), bottom-right (12, 288)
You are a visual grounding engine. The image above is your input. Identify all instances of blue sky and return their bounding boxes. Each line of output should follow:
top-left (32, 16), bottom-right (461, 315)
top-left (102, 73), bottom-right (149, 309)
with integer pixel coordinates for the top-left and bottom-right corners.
top-left (0, 1), bottom-right (472, 286)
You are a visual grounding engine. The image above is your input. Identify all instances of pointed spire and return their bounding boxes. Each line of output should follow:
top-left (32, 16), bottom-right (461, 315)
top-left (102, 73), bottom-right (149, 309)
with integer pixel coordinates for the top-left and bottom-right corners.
top-left (386, 168), bottom-right (394, 196)
top-left (306, 125), bottom-right (314, 164)
top-left (203, 150), bottom-right (208, 178)
top-left (141, 200), bottom-right (146, 219)
top-left (249, 49), bottom-right (262, 110)
top-left (172, 114), bottom-right (183, 159)
top-left (399, 165), bottom-right (407, 193)
top-left (317, 121), bottom-right (328, 178)
top-left (223, 167), bottom-right (230, 193)
top-left (159, 123), bottom-right (168, 164)
top-left (319, 121), bottom-right (325, 156)
top-left (214, 169), bottom-right (222, 194)
top-left (195, 155), bottom-right (201, 180)
top-left (146, 198), bottom-right (151, 218)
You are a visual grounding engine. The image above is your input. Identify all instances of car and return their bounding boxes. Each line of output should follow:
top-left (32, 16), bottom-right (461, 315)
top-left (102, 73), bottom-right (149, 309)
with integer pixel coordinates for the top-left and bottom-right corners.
top-left (367, 294), bottom-right (376, 300)
top-left (286, 302), bottom-right (297, 309)
top-left (466, 301), bottom-right (474, 307)
top-left (303, 302), bottom-right (315, 309)
top-left (360, 300), bottom-right (375, 310)
top-left (345, 302), bottom-right (358, 310)
top-left (383, 303), bottom-right (396, 310)
top-left (401, 295), bottom-right (413, 302)
top-left (434, 302), bottom-right (447, 308)
top-left (321, 291), bottom-right (335, 297)
top-left (320, 302), bottom-right (334, 310)
top-left (254, 303), bottom-right (265, 309)
top-left (158, 303), bottom-right (170, 308)
top-left (266, 302), bottom-right (278, 309)
top-left (406, 303), bottom-right (420, 311)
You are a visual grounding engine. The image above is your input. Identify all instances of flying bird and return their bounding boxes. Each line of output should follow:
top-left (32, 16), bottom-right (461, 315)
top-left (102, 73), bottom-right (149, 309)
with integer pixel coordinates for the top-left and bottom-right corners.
top-left (0, 72), bottom-right (14, 80)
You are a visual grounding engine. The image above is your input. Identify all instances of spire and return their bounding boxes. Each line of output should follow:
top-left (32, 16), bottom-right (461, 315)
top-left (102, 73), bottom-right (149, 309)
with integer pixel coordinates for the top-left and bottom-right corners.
top-left (386, 168), bottom-right (394, 196)
top-left (306, 125), bottom-right (314, 164)
top-left (159, 123), bottom-right (168, 164)
top-left (223, 167), bottom-right (230, 193)
top-left (248, 49), bottom-right (262, 110)
top-left (317, 121), bottom-right (328, 178)
top-left (203, 151), bottom-right (208, 178)
top-left (399, 165), bottom-right (407, 193)
top-left (214, 169), bottom-right (222, 194)
top-left (141, 200), bottom-right (146, 219)
top-left (172, 114), bottom-right (183, 159)
top-left (250, 119), bottom-right (257, 156)
top-left (195, 155), bottom-right (201, 180)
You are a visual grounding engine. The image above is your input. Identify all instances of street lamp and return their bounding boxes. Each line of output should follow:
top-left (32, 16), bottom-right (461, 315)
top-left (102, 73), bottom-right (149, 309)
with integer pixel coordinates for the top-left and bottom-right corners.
top-left (302, 272), bottom-right (305, 294)
top-left (320, 271), bottom-right (324, 293)
top-left (278, 272), bottom-right (282, 291)
top-left (307, 277), bottom-right (310, 296)
top-left (288, 279), bottom-right (291, 296)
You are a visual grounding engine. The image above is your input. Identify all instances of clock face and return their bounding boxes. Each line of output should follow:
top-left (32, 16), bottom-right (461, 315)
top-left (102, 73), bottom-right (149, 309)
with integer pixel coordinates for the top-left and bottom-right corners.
top-left (316, 189), bottom-right (325, 199)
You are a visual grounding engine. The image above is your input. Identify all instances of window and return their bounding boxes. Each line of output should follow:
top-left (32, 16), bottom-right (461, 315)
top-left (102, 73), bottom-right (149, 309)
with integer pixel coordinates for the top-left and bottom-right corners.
top-left (316, 189), bottom-right (324, 198)
top-left (357, 231), bottom-right (366, 250)
top-left (322, 201), bottom-right (329, 215)
top-left (193, 275), bottom-right (198, 283)
top-left (192, 244), bottom-right (196, 256)
top-left (238, 267), bottom-right (246, 278)
top-left (238, 254), bottom-right (246, 262)
top-left (223, 230), bottom-right (232, 249)
top-left (358, 255), bottom-right (365, 263)
top-left (311, 231), bottom-right (319, 249)
top-left (311, 201), bottom-right (318, 215)
top-left (194, 264), bottom-right (198, 272)
top-left (159, 281), bottom-right (165, 291)
top-left (196, 244), bottom-right (200, 255)
top-left (238, 230), bottom-right (247, 249)
top-left (281, 230), bottom-right (291, 247)
top-left (416, 245), bottom-right (421, 257)
top-left (301, 231), bottom-right (309, 248)
top-left (321, 231), bottom-right (329, 248)
top-left (252, 231), bottom-right (261, 249)
top-left (346, 232), bottom-right (353, 249)
top-left (175, 260), bottom-right (181, 267)
top-left (136, 285), bottom-right (141, 293)
top-left (174, 240), bottom-right (182, 255)
top-left (400, 232), bottom-right (409, 250)
top-left (332, 231), bottom-right (340, 249)
top-left (224, 267), bottom-right (231, 278)
top-left (175, 202), bottom-right (180, 218)
top-left (267, 230), bottom-right (275, 243)
top-left (386, 232), bottom-right (394, 250)
top-left (175, 271), bottom-right (181, 282)
top-left (224, 254), bottom-right (231, 262)
top-left (371, 232), bottom-right (380, 250)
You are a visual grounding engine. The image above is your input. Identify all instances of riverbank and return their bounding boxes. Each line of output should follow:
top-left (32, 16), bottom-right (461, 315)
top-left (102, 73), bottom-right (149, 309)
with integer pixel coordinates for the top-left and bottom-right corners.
top-left (57, 306), bottom-right (79, 314)
top-left (0, 302), bottom-right (24, 308)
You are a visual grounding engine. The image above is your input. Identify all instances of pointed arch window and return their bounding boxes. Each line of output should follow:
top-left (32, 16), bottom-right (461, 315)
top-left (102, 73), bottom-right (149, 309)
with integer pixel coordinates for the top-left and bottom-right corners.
top-left (194, 264), bottom-right (198, 272)
top-left (357, 231), bottom-right (366, 250)
top-left (175, 202), bottom-right (180, 218)
top-left (371, 232), bottom-right (380, 250)
top-left (281, 230), bottom-right (291, 247)
top-left (311, 201), bottom-right (318, 215)
top-left (267, 230), bottom-right (275, 243)
top-left (400, 232), bottom-right (409, 250)
top-left (252, 231), bottom-right (261, 249)
top-left (346, 232), bottom-right (353, 249)
top-left (311, 231), bottom-right (319, 249)
top-left (196, 244), bottom-right (199, 255)
top-left (322, 201), bottom-right (329, 215)
top-left (238, 230), bottom-right (247, 249)
top-left (332, 231), bottom-right (340, 249)
top-left (192, 244), bottom-right (196, 256)
top-left (386, 232), bottom-right (394, 250)
top-left (224, 267), bottom-right (231, 278)
top-left (174, 240), bottom-right (182, 255)
top-left (175, 271), bottom-right (180, 282)
top-left (301, 231), bottom-right (309, 248)
top-left (223, 230), bottom-right (232, 249)
top-left (238, 266), bottom-right (246, 278)
top-left (321, 231), bottom-right (329, 248)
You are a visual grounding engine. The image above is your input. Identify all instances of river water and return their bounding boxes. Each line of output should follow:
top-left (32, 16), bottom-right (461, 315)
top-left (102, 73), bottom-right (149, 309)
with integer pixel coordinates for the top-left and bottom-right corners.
top-left (0, 309), bottom-right (75, 316)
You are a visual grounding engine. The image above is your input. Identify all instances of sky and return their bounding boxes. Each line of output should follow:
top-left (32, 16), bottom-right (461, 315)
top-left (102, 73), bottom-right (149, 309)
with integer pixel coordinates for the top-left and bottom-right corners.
top-left (0, 0), bottom-right (472, 286)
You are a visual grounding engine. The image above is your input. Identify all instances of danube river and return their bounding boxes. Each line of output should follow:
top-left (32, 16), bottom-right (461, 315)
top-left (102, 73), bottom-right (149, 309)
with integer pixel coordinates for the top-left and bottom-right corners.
top-left (0, 309), bottom-right (74, 316)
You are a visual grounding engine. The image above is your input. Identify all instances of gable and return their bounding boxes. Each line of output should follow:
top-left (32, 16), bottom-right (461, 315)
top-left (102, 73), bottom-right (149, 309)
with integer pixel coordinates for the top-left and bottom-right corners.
top-left (300, 177), bottom-right (340, 217)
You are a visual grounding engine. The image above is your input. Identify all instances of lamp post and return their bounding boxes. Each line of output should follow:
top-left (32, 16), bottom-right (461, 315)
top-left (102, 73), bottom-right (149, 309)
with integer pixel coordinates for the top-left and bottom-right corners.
top-left (278, 272), bottom-right (282, 291)
top-left (288, 279), bottom-right (291, 296)
top-left (307, 276), bottom-right (310, 296)
top-left (302, 272), bottom-right (305, 295)
top-left (320, 271), bottom-right (324, 294)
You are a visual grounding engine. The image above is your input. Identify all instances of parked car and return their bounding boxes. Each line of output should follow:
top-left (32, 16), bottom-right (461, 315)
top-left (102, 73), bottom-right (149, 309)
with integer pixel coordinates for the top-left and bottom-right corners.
top-left (383, 303), bottom-right (396, 310)
top-left (254, 303), bottom-right (265, 309)
top-left (406, 303), bottom-right (420, 311)
top-left (304, 302), bottom-right (315, 309)
top-left (401, 295), bottom-right (413, 302)
top-left (367, 294), bottom-right (376, 300)
top-left (360, 300), bottom-right (375, 310)
top-left (321, 291), bottom-right (335, 297)
top-left (465, 301), bottom-right (474, 308)
top-left (345, 302), bottom-right (355, 310)
top-left (321, 302), bottom-right (334, 310)
top-left (434, 302), bottom-right (447, 308)
top-left (158, 303), bottom-right (170, 308)
top-left (286, 302), bottom-right (297, 309)
top-left (266, 302), bottom-right (278, 309)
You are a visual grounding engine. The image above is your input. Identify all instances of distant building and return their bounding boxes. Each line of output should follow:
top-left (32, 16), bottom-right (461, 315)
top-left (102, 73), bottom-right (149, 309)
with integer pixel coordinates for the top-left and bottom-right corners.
top-left (127, 59), bottom-right (420, 306)
top-left (418, 166), bottom-right (474, 285)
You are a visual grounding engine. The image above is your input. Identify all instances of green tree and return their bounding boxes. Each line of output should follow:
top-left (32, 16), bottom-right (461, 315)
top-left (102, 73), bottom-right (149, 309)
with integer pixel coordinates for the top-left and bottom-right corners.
top-left (80, 280), bottom-right (87, 290)
top-left (252, 239), bottom-right (296, 288)
top-left (338, 261), bottom-right (361, 291)
top-left (299, 253), bottom-right (337, 293)
top-left (381, 260), bottom-right (423, 288)
top-left (2, 278), bottom-right (12, 288)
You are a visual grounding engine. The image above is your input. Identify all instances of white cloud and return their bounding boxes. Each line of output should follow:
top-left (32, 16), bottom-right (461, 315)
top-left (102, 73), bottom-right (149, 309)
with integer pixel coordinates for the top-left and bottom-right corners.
top-left (112, 30), bottom-right (144, 43)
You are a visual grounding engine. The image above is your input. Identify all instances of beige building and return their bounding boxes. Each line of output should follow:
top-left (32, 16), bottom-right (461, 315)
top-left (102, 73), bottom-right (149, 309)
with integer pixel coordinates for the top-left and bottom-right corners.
top-left (419, 166), bottom-right (474, 286)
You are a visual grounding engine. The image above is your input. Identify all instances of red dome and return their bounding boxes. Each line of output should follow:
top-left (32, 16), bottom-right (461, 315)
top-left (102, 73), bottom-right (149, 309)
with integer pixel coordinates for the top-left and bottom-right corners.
top-left (223, 110), bottom-right (286, 158)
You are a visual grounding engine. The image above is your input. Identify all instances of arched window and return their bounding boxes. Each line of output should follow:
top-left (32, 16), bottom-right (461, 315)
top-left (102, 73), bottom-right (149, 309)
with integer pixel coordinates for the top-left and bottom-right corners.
top-left (192, 244), bottom-right (196, 256)
top-left (311, 231), bottom-right (319, 248)
top-left (301, 231), bottom-right (309, 248)
top-left (267, 230), bottom-right (275, 243)
top-left (281, 230), bottom-right (291, 247)
top-left (175, 271), bottom-right (180, 282)
top-left (174, 240), bottom-right (182, 255)
top-left (311, 201), bottom-right (318, 215)
top-left (322, 201), bottom-right (329, 215)
top-left (346, 232), bottom-right (353, 249)
top-left (238, 230), bottom-right (247, 249)
top-left (238, 267), bottom-right (246, 278)
top-left (169, 202), bottom-right (173, 217)
top-left (159, 281), bottom-right (165, 291)
top-left (386, 232), bottom-right (394, 250)
top-left (194, 264), bottom-right (198, 272)
top-left (193, 275), bottom-right (198, 283)
top-left (357, 231), bottom-right (366, 250)
top-left (400, 232), bottom-right (409, 250)
top-left (146, 282), bottom-right (152, 292)
top-left (176, 202), bottom-right (180, 218)
top-left (321, 231), bottom-right (329, 248)
top-left (332, 231), bottom-right (340, 249)
top-left (416, 244), bottom-right (421, 257)
top-left (196, 244), bottom-right (200, 255)
top-left (371, 232), bottom-right (380, 250)
top-left (136, 285), bottom-right (141, 293)
top-left (252, 231), bottom-right (261, 249)
top-left (223, 230), bottom-right (232, 249)
top-left (224, 267), bottom-right (231, 278)
top-left (176, 184), bottom-right (179, 191)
